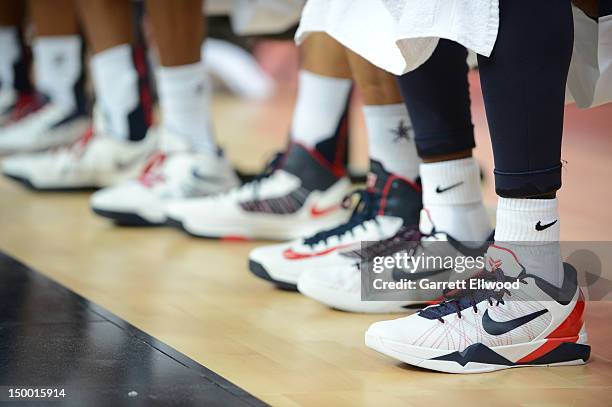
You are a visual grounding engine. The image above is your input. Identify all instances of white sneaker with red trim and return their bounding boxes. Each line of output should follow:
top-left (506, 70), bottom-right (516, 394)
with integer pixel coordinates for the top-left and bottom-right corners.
top-left (1, 117), bottom-right (156, 190)
top-left (365, 244), bottom-right (590, 373)
top-left (165, 143), bottom-right (351, 240)
top-left (248, 160), bottom-right (423, 289)
top-left (0, 99), bottom-right (88, 153)
top-left (90, 128), bottom-right (239, 225)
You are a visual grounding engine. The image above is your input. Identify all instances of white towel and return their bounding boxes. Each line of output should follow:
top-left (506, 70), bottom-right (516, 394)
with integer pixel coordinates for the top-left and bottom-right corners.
top-left (206, 0), bottom-right (305, 35)
top-left (296, 0), bottom-right (499, 75)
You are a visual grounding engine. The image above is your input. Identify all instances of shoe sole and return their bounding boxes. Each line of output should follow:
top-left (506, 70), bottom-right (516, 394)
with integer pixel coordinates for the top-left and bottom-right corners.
top-left (365, 332), bottom-right (590, 373)
top-left (4, 173), bottom-right (98, 192)
top-left (166, 216), bottom-right (251, 241)
top-left (249, 260), bottom-right (298, 291)
top-left (298, 275), bottom-right (415, 313)
top-left (92, 208), bottom-right (163, 227)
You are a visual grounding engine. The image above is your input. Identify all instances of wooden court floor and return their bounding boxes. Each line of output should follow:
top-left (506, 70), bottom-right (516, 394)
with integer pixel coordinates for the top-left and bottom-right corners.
top-left (1, 75), bottom-right (612, 406)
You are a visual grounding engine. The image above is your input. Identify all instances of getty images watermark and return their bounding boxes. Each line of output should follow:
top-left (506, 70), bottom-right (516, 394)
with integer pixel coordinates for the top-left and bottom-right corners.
top-left (359, 240), bottom-right (612, 302)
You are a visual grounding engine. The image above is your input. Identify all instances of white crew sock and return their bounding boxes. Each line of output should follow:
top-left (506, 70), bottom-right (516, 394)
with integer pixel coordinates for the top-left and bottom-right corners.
top-left (363, 103), bottom-right (420, 180)
top-left (290, 70), bottom-right (352, 148)
top-left (494, 198), bottom-right (562, 284)
top-left (91, 44), bottom-right (140, 140)
top-left (33, 36), bottom-right (82, 112)
top-left (0, 27), bottom-right (20, 91)
top-left (157, 63), bottom-right (215, 153)
top-left (420, 157), bottom-right (491, 241)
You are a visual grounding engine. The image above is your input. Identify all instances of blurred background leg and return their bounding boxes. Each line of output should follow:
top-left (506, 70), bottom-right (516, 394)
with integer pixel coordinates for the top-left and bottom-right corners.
top-left (75, 0), bottom-right (151, 141)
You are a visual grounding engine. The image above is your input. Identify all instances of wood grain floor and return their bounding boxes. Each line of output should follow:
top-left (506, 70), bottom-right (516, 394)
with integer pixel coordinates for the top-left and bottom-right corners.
top-left (1, 73), bottom-right (611, 406)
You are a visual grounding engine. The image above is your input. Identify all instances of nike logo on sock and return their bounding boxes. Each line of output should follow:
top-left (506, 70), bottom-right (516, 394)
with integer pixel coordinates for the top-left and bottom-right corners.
top-left (435, 182), bottom-right (463, 193)
top-left (535, 220), bottom-right (557, 231)
top-left (482, 308), bottom-right (548, 335)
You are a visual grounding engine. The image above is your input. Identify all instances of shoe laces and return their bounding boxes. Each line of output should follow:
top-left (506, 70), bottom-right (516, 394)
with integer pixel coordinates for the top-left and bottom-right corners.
top-left (419, 267), bottom-right (528, 323)
top-left (138, 152), bottom-right (167, 187)
top-left (303, 189), bottom-right (381, 248)
top-left (223, 152), bottom-right (284, 199)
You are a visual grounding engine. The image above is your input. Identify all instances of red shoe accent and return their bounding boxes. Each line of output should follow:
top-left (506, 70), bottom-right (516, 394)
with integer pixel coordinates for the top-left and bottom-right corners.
top-left (547, 293), bottom-right (585, 339)
top-left (517, 293), bottom-right (585, 363)
top-left (283, 245), bottom-right (351, 260)
top-left (222, 235), bottom-right (249, 242)
top-left (310, 203), bottom-right (340, 218)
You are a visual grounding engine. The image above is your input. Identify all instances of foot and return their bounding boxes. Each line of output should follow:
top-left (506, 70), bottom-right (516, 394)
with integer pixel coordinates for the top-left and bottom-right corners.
top-left (165, 143), bottom-right (351, 240)
top-left (365, 244), bottom-right (590, 373)
top-left (249, 160), bottom-right (423, 289)
top-left (0, 97), bottom-right (88, 153)
top-left (297, 207), bottom-right (493, 312)
top-left (2, 123), bottom-right (157, 190)
top-left (90, 129), bottom-right (240, 225)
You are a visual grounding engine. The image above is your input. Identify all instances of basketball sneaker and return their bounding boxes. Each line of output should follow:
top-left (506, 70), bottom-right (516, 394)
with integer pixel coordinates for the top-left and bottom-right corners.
top-left (90, 128), bottom-right (240, 225)
top-left (0, 98), bottom-right (88, 154)
top-left (365, 244), bottom-right (590, 373)
top-left (297, 209), bottom-right (493, 313)
top-left (248, 160), bottom-right (422, 289)
top-left (2, 115), bottom-right (156, 190)
top-left (165, 143), bottom-right (351, 240)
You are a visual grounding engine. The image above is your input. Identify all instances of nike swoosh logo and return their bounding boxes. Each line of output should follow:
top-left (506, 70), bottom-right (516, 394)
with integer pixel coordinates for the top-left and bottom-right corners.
top-left (436, 182), bottom-right (463, 193)
top-left (191, 168), bottom-right (228, 183)
top-left (535, 220), bottom-right (557, 231)
top-left (283, 244), bottom-right (351, 260)
top-left (482, 308), bottom-right (548, 335)
top-left (310, 204), bottom-right (340, 218)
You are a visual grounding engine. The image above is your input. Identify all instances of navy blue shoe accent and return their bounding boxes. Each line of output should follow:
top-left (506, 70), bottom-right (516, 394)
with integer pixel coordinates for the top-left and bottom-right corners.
top-left (91, 208), bottom-right (162, 227)
top-left (127, 45), bottom-right (153, 142)
top-left (312, 93), bottom-right (351, 173)
top-left (432, 343), bottom-right (514, 367)
top-left (248, 260), bottom-right (298, 291)
top-left (432, 341), bottom-right (590, 367)
top-left (526, 342), bottom-right (591, 365)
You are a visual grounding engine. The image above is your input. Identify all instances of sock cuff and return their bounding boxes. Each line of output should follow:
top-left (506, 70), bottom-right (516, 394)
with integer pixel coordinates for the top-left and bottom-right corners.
top-left (494, 197), bottom-right (560, 242)
top-left (421, 157), bottom-right (482, 205)
top-left (91, 44), bottom-right (133, 75)
top-left (362, 103), bottom-right (409, 118)
top-left (497, 197), bottom-right (558, 212)
top-left (157, 62), bottom-right (205, 82)
top-left (32, 35), bottom-right (81, 49)
top-left (299, 69), bottom-right (352, 87)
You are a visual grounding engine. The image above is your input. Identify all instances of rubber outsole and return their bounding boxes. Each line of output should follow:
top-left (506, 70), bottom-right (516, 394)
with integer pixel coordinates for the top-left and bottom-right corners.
top-left (3, 173), bottom-right (98, 192)
top-left (249, 260), bottom-right (298, 291)
top-left (92, 208), bottom-right (162, 227)
top-left (365, 333), bottom-right (590, 374)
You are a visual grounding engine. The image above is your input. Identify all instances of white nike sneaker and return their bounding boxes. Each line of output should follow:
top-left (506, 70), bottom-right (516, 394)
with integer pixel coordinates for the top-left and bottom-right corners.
top-left (0, 101), bottom-right (88, 153)
top-left (366, 244), bottom-right (590, 373)
top-left (166, 143), bottom-right (351, 240)
top-left (248, 160), bottom-right (423, 289)
top-left (90, 129), bottom-right (240, 225)
top-left (297, 209), bottom-right (494, 313)
top-left (2, 121), bottom-right (157, 190)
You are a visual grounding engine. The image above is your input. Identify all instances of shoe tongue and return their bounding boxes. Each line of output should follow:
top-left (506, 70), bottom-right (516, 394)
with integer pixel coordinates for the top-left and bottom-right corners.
top-left (484, 244), bottom-right (524, 278)
top-left (369, 160), bottom-right (422, 225)
top-left (279, 143), bottom-right (340, 191)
